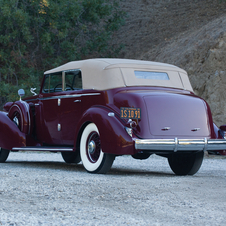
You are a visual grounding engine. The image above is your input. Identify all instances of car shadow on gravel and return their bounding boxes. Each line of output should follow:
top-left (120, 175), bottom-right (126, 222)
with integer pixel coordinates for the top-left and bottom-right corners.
top-left (5, 160), bottom-right (174, 177)
top-left (109, 167), bottom-right (173, 177)
top-left (5, 161), bottom-right (85, 172)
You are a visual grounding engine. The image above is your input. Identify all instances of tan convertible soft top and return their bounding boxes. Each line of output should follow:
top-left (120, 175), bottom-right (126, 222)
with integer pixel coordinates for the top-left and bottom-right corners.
top-left (44, 58), bottom-right (193, 92)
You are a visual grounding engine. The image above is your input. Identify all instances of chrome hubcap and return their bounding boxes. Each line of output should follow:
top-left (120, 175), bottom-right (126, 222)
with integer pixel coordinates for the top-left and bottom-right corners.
top-left (86, 131), bottom-right (101, 163)
top-left (88, 140), bottom-right (96, 154)
top-left (13, 116), bottom-right (19, 127)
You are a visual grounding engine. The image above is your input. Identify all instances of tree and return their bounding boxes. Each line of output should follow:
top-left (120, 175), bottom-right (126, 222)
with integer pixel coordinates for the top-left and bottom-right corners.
top-left (0, 0), bottom-right (125, 101)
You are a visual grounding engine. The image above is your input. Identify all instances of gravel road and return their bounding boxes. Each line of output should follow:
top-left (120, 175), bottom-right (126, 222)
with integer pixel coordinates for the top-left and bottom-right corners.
top-left (0, 152), bottom-right (226, 226)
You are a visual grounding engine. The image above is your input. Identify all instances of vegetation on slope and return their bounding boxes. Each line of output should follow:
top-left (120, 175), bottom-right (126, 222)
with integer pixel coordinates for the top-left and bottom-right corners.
top-left (0, 0), bottom-right (125, 102)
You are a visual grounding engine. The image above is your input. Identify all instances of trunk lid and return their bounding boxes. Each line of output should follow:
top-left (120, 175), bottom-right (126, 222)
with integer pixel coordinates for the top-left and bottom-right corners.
top-left (144, 92), bottom-right (210, 137)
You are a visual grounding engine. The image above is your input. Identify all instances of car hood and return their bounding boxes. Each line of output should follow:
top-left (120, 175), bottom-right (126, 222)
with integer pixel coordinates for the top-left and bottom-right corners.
top-left (143, 92), bottom-right (210, 137)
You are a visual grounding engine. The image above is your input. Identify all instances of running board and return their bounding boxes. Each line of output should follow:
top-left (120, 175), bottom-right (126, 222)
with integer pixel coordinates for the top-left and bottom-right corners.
top-left (12, 146), bottom-right (74, 152)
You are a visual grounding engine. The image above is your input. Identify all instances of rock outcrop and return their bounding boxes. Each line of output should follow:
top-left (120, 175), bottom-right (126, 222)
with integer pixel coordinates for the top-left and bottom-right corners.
top-left (141, 15), bottom-right (226, 126)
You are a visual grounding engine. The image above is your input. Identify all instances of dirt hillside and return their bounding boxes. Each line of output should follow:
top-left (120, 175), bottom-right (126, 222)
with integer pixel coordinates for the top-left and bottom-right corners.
top-left (115, 0), bottom-right (226, 126)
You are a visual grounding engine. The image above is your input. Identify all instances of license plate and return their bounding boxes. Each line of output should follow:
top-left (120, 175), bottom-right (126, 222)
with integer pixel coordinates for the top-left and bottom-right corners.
top-left (120, 107), bottom-right (141, 119)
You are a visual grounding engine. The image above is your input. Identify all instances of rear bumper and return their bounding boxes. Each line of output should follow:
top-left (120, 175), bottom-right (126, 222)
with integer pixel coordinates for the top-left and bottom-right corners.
top-left (134, 138), bottom-right (226, 152)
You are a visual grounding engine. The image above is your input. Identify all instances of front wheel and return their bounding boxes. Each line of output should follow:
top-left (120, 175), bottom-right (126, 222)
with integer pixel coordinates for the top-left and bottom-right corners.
top-left (168, 151), bottom-right (204, 176)
top-left (0, 148), bottom-right (10, 163)
top-left (80, 123), bottom-right (115, 174)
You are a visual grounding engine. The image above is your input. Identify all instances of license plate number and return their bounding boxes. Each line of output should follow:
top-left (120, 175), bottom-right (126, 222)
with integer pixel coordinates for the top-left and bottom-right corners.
top-left (120, 107), bottom-right (141, 119)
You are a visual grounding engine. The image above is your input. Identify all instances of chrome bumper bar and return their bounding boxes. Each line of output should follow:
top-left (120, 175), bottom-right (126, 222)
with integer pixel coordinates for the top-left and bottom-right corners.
top-left (135, 138), bottom-right (226, 152)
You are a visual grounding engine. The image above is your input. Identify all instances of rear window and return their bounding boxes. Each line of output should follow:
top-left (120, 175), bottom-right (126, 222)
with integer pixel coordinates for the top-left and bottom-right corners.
top-left (134, 71), bottom-right (169, 80)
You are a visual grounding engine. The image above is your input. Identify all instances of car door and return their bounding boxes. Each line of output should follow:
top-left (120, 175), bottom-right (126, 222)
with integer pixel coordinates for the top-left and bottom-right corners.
top-left (35, 70), bottom-right (83, 146)
top-left (58, 70), bottom-right (83, 145)
top-left (36, 72), bottom-right (63, 145)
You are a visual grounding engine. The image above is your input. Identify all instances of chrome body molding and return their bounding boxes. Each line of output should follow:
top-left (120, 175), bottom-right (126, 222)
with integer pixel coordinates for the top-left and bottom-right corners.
top-left (134, 138), bottom-right (226, 152)
top-left (58, 124), bottom-right (61, 132)
top-left (40, 93), bottom-right (101, 100)
top-left (162, 127), bottom-right (171, 131)
top-left (12, 147), bottom-right (73, 152)
top-left (25, 93), bottom-right (101, 102)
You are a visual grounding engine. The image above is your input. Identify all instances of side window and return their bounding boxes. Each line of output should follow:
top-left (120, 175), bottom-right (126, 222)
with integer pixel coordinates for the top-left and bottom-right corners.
top-left (42, 70), bottom-right (82, 93)
top-left (43, 72), bottom-right (62, 93)
top-left (65, 70), bottom-right (82, 91)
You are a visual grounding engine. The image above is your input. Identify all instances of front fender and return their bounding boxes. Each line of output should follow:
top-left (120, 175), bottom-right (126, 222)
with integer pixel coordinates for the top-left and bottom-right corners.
top-left (0, 112), bottom-right (26, 150)
top-left (75, 107), bottom-right (135, 155)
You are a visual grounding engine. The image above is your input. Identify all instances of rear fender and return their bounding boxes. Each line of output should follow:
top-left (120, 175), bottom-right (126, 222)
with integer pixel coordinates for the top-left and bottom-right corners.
top-left (0, 112), bottom-right (26, 150)
top-left (75, 107), bottom-right (135, 155)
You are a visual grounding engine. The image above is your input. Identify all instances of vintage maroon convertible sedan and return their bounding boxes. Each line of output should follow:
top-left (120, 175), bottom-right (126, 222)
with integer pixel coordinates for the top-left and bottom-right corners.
top-left (1, 58), bottom-right (226, 175)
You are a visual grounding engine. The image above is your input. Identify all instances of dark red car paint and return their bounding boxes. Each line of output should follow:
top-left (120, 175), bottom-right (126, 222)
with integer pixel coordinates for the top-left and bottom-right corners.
top-left (0, 80), bottom-right (222, 155)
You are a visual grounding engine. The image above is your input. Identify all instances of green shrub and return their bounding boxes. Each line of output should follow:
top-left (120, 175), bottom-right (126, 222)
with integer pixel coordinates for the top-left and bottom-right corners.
top-left (0, 0), bottom-right (125, 102)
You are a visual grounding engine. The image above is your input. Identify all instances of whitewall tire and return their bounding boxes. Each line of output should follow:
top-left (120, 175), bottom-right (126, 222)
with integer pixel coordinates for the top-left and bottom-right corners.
top-left (80, 123), bottom-right (115, 174)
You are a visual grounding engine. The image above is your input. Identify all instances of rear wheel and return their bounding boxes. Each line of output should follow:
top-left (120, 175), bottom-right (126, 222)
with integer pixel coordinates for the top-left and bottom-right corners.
top-left (80, 123), bottom-right (115, 174)
top-left (61, 151), bottom-right (81, 164)
top-left (168, 151), bottom-right (204, 176)
top-left (0, 148), bottom-right (10, 163)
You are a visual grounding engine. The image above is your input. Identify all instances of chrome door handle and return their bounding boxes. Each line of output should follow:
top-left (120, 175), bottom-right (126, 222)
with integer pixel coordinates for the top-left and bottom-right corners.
top-left (74, 100), bottom-right (81, 103)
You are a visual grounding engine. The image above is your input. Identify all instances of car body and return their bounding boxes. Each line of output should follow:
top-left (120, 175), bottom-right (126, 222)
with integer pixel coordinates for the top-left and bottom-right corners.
top-left (1, 58), bottom-right (226, 175)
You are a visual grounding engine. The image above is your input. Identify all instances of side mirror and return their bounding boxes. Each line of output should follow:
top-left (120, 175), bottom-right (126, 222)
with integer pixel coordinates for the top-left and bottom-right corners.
top-left (18, 89), bottom-right (25, 101)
